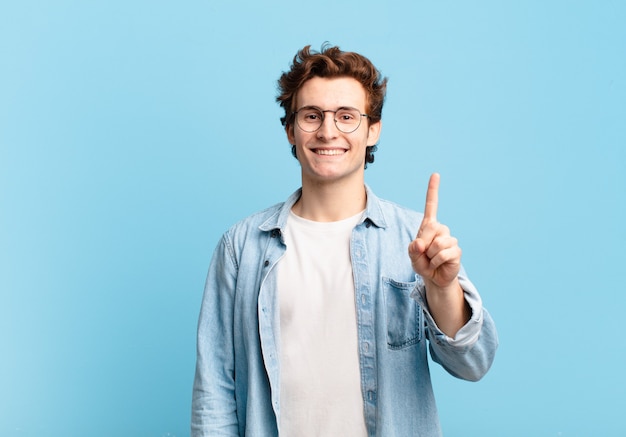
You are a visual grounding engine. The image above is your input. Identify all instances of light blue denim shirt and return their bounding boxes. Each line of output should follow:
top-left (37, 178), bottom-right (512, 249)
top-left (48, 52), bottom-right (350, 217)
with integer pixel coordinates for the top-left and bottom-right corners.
top-left (192, 186), bottom-right (498, 437)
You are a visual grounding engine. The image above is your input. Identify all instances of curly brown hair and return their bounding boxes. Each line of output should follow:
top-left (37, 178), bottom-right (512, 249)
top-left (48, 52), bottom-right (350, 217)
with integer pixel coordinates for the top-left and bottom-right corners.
top-left (276, 44), bottom-right (388, 167)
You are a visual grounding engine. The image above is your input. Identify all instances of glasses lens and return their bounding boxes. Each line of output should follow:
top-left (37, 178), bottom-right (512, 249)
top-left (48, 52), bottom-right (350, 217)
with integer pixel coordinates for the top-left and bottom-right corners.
top-left (296, 108), bottom-right (323, 132)
top-left (335, 108), bottom-right (361, 133)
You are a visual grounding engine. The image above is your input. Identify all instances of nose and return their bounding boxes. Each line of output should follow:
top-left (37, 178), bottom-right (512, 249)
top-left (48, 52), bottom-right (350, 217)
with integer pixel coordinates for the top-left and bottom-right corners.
top-left (317, 111), bottom-right (339, 140)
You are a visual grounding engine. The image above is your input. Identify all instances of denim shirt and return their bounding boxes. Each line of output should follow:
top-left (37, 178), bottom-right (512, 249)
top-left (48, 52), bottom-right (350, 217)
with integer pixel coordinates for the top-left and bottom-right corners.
top-left (192, 186), bottom-right (498, 437)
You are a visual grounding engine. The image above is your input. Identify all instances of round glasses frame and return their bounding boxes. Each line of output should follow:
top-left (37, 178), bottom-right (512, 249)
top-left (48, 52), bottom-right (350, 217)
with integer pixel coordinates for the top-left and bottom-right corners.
top-left (294, 106), bottom-right (370, 134)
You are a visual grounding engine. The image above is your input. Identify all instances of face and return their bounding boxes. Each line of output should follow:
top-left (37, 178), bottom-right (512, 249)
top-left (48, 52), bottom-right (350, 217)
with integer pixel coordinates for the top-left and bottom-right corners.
top-left (286, 76), bottom-right (381, 187)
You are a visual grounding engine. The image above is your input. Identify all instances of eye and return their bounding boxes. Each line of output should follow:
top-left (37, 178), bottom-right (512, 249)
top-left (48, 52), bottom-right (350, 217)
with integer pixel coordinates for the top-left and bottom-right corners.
top-left (302, 110), bottom-right (322, 121)
top-left (337, 109), bottom-right (357, 122)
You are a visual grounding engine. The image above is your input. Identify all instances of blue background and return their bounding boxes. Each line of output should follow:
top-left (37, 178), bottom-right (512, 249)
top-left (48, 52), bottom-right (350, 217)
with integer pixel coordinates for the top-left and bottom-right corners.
top-left (2, 1), bottom-right (624, 436)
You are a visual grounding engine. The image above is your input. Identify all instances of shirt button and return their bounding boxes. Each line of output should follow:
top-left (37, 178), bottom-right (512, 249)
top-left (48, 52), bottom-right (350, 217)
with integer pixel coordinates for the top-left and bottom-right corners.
top-left (363, 342), bottom-right (369, 352)
top-left (361, 294), bottom-right (367, 304)
top-left (264, 260), bottom-right (270, 267)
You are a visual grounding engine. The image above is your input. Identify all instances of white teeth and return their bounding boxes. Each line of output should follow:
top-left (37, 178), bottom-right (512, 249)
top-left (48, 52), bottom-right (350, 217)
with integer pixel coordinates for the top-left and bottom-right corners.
top-left (315, 149), bottom-right (345, 155)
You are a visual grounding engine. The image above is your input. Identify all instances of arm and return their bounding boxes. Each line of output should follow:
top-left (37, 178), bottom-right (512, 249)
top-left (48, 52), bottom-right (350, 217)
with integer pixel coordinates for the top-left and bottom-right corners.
top-left (191, 234), bottom-right (240, 436)
top-left (408, 173), bottom-right (498, 380)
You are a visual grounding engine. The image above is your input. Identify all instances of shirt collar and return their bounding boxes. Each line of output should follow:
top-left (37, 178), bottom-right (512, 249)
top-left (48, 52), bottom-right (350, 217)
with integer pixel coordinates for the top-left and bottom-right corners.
top-left (258, 184), bottom-right (388, 233)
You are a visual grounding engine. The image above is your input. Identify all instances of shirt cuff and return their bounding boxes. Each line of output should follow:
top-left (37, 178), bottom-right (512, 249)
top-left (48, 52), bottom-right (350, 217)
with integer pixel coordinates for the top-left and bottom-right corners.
top-left (410, 274), bottom-right (484, 349)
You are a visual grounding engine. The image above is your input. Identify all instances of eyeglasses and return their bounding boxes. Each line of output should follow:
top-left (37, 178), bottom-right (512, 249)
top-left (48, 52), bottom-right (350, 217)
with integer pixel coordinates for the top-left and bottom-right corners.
top-left (294, 106), bottom-right (370, 133)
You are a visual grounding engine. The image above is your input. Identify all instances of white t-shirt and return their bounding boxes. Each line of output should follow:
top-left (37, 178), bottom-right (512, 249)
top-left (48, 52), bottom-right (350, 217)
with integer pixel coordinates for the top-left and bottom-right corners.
top-left (277, 210), bottom-right (367, 437)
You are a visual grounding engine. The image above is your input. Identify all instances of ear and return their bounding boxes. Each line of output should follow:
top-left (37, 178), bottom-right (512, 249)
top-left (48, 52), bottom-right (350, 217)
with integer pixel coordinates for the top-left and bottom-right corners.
top-left (286, 123), bottom-right (296, 145)
top-left (367, 120), bottom-right (382, 146)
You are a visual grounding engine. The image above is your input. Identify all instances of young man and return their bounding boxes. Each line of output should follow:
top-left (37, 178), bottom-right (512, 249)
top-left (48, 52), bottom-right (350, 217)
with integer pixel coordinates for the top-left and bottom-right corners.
top-left (192, 45), bottom-right (498, 437)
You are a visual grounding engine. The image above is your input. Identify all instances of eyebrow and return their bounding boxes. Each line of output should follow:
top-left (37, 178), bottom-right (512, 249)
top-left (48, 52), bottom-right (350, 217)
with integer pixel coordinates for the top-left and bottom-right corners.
top-left (297, 105), bottom-right (359, 111)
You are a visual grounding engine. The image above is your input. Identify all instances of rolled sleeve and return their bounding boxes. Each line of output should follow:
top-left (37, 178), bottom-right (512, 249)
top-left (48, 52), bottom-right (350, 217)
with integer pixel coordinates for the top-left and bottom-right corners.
top-left (411, 273), bottom-right (498, 381)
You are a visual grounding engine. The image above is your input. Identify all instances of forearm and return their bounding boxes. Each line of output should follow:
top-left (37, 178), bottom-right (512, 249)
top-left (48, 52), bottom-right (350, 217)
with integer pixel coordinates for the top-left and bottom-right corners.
top-left (413, 274), bottom-right (499, 381)
top-left (192, 301), bottom-right (240, 436)
top-left (191, 380), bottom-right (239, 436)
top-left (425, 278), bottom-right (471, 338)
top-left (429, 307), bottom-right (498, 381)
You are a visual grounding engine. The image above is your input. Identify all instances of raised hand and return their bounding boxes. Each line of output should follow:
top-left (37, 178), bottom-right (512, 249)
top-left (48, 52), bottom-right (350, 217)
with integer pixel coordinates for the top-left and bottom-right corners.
top-left (408, 173), bottom-right (462, 290)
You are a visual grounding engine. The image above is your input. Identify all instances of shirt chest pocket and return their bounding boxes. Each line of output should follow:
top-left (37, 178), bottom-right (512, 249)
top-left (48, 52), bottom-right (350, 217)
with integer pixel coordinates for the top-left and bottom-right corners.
top-left (382, 277), bottom-right (423, 350)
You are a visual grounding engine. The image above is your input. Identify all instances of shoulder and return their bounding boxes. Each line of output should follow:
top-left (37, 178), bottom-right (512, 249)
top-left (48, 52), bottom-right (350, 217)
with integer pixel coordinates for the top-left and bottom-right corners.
top-left (224, 202), bottom-right (284, 240)
top-left (214, 188), bottom-right (300, 255)
top-left (368, 190), bottom-right (424, 231)
top-left (378, 197), bottom-right (423, 220)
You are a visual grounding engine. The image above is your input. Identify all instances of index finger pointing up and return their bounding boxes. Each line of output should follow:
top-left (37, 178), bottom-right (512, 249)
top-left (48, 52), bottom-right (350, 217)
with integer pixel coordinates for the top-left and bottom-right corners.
top-left (423, 173), bottom-right (440, 221)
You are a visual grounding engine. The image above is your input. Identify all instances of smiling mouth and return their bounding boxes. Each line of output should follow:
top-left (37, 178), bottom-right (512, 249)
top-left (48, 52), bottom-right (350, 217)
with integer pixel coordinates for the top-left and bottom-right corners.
top-left (314, 149), bottom-right (346, 156)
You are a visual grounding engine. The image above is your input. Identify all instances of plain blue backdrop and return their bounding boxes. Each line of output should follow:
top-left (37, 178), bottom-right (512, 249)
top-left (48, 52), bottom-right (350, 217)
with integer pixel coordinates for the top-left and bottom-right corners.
top-left (2, 1), bottom-right (624, 436)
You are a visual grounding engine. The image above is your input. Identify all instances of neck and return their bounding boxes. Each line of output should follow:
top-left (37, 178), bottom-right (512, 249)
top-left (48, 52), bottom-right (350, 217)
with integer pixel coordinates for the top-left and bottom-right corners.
top-left (293, 178), bottom-right (367, 222)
